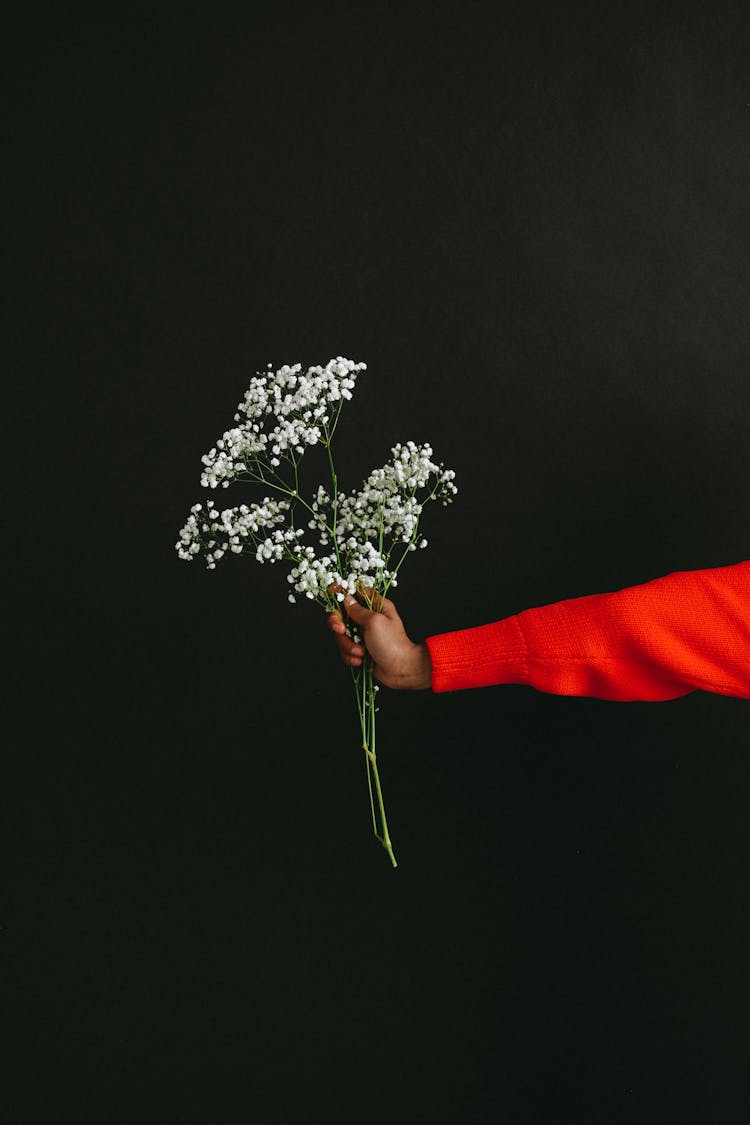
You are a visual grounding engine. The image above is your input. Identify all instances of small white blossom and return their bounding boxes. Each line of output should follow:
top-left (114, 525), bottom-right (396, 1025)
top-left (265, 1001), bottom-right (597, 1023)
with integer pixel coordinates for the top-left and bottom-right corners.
top-left (175, 496), bottom-right (293, 566)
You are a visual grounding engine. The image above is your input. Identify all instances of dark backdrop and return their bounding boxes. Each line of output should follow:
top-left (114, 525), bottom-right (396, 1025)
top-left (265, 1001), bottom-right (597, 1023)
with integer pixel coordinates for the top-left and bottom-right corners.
top-left (7, 4), bottom-right (750, 1121)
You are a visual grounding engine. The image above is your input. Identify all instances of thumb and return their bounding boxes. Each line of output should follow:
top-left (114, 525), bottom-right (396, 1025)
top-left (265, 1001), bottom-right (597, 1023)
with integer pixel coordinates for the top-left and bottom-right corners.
top-left (343, 594), bottom-right (372, 627)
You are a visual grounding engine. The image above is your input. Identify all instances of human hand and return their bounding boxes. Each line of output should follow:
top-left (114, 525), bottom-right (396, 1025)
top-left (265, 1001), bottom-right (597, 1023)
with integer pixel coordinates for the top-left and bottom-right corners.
top-left (325, 588), bottom-right (432, 690)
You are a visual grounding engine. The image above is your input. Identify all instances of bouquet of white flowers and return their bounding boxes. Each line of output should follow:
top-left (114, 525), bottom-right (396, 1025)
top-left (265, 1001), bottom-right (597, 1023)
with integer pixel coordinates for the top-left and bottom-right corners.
top-left (175, 357), bottom-right (457, 866)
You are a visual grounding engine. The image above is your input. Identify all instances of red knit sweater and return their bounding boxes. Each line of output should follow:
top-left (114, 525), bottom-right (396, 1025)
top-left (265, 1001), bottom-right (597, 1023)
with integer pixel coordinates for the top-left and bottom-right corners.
top-left (424, 561), bottom-right (750, 701)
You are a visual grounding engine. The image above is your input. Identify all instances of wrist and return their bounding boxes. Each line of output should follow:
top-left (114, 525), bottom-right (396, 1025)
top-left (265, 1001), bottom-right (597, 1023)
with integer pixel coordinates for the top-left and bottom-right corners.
top-left (410, 642), bottom-right (433, 690)
top-left (379, 642), bottom-right (432, 691)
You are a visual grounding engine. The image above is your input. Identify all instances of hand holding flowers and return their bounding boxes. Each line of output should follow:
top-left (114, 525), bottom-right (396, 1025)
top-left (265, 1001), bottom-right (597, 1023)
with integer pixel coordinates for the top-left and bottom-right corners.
top-left (175, 357), bottom-right (456, 866)
top-left (327, 591), bottom-right (432, 690)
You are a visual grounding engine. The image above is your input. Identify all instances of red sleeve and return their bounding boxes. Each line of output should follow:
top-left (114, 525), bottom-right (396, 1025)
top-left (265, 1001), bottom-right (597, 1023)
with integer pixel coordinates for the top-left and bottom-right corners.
top-left (424, 561), bottom-right (750, 701)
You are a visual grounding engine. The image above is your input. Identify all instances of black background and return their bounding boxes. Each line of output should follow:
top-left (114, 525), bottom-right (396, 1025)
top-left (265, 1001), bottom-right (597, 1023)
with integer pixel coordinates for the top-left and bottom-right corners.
top-left (6, 4), bottom-right (750, 1121)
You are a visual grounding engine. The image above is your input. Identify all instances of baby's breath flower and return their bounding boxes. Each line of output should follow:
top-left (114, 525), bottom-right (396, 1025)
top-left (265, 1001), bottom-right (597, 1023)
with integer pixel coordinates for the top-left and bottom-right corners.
top-left (199, 357), bottom-right (366, 490)
top-left (175, 497), bottom-right (293, 566)
top-left (176, 356), bottom-right (458, 869)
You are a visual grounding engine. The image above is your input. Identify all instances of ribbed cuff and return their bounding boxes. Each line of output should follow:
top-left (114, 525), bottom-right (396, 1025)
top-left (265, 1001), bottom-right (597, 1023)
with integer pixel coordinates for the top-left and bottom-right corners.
top-left (425, 615), bottom-right (530, 693)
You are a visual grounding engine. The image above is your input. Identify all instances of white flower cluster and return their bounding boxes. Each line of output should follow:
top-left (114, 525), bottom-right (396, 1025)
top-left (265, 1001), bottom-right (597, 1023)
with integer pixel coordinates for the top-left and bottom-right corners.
top-left (200, 357), bottom-right (366, 488)
top-left (175, 497), bottom-right (301, 570)
top-left (335, 442), bottom-right (458, 547)
top-left (286, 540), bottom-right (396, 604)
top-left (176, 358), bottom-right (458, 615)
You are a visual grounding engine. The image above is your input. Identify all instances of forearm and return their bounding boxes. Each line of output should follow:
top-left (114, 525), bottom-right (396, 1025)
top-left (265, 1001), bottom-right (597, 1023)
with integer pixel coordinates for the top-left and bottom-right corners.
top-left (424, 561), bottom-right (750, 701)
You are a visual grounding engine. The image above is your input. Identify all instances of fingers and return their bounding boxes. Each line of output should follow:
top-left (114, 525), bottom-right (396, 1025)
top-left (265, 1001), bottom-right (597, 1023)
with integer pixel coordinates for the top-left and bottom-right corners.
top-left (324, 583), bottom-right (398, 672)
top-left (326, 612), bottom-right (365, 665)
top-left (326, 612), bottom-right (346, 636)
top-left (341, 596), bottom-right (372, 626)
top-left (357, 585), bottom-right (398, 619)
top-left (339, 639), bottom-right (365, 666)
top-left (328, 581), bottom-right (397, 619)
top-left (336, 631), bottom-right (366, 665)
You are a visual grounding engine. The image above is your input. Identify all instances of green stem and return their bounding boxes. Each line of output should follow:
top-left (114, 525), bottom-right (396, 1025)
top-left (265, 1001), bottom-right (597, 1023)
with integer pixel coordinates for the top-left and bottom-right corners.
top-left (237, 465), bottom-right (334, 542)
top-left (381, 525), bottom-right (420, 601)
top-left (380, 477), bottom-right (443, 600)
top-left (321, 426), bottom-right (344, 577)
top-left (361, 660), bottom-right (397, 868)
top-left (326, 399), bottom-right (345, 444)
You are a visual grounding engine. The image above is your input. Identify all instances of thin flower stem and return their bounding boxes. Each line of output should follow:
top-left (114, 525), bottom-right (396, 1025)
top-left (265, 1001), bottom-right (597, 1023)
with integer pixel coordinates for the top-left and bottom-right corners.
top-left (349, 659), bottom-right (397, 867)
top-left (325, 399), bottom-right (345, 444)
top-left (363, 660), bottom-right (398, 868)
top-left (364, 745), bottom-right (377, 836)
top-left (380, 528), bottom-right (419, 600)
top-left (237, 466), bottom-right (334, 541)
top-left (321, 422), bottom-right (344, 577)
top-left (352, 666), bottom-right (377, 834)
